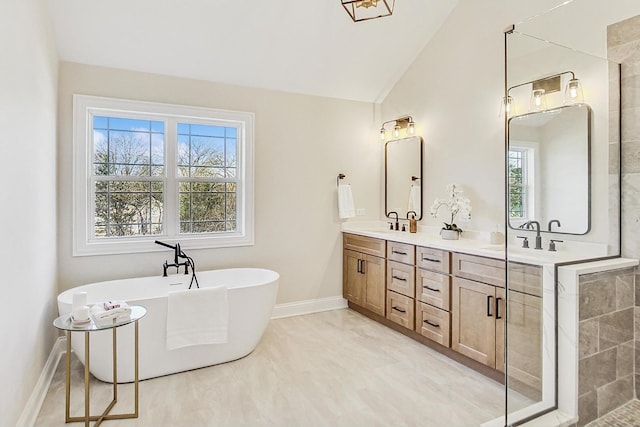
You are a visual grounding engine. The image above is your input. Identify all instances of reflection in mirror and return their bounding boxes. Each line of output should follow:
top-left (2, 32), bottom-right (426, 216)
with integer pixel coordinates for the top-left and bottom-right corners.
top-left (508, 104), bottom-right (591, 235)
top-left (385, 136), bottom-right (423, 220)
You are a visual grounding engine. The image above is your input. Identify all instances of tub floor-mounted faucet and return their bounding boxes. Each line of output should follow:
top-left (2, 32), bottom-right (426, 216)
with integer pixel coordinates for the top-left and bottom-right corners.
top-left (155, 240), bottom-right (200, 289)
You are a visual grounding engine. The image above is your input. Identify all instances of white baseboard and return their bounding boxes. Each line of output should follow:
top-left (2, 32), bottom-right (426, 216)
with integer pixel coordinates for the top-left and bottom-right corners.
top-left (271, 295), bottom-right (347, 319)
top-left (17, 336), bottom-right (66, 427)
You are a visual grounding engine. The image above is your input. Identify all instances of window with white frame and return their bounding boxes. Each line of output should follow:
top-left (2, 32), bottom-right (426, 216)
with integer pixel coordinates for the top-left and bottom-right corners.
top-left (508, 145), bottom-right (536, 223)
top-left (73, 95), bottom-right (254, 256)
top-left (508, 148), bottom-right (528, 219)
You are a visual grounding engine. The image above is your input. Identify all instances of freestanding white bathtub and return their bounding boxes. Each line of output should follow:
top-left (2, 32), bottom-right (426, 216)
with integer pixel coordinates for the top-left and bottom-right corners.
top-left (57, 268), bottom-right (279, 383)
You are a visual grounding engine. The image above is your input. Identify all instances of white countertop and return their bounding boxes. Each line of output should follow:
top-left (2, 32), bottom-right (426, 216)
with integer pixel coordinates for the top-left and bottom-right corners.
top-left (341, 221), bottom-right (612, 266)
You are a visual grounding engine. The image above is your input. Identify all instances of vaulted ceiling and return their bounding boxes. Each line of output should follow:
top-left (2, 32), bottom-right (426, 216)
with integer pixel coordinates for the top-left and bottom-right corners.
top-left (48, 0), bottom-right (459, 103)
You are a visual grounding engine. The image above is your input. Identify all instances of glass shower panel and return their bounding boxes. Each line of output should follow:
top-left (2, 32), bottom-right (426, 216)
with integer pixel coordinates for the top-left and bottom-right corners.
top-left (505, 30), bottom-right (620, 426)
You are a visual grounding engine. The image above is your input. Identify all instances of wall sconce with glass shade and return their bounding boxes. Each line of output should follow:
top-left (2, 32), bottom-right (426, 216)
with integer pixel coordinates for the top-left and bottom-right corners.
top-left (380, 116), bottom-right (415, 141)
top-left (341, 0), bottom-right (395, 22)
top-left (530, 88), bottom-right (547, 110)
top-left (564, 78), bottom-right (584, 103)
top-left (500, 71), bottom-right (584, 117)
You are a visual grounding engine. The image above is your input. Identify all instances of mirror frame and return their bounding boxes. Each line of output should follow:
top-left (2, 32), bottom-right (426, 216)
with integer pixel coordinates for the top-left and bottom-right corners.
top-left (507, 104), bottom-right (592, 235)
top-left (384, 136), bottom-right (424, 220)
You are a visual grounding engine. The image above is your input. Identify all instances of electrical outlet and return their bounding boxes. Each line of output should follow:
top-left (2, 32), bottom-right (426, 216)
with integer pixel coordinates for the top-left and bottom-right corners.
top-left (356, 208), bottom-right (366, 216)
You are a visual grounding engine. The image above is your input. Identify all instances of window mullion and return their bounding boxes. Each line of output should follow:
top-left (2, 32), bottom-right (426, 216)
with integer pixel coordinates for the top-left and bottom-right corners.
top-left (165, 118), bottom-right (177, 237)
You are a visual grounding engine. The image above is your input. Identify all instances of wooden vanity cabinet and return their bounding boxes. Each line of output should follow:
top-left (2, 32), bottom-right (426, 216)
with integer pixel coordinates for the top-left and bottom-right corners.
top-left (343, 233), bottom-right (541, 391)
top-left (343, 234), bottom-right (386, 316)
top-left (451, 253), bottom-right (541, 391)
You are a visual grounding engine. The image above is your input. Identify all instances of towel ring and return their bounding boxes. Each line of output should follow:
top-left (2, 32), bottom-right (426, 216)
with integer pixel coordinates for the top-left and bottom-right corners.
top-left (337, 173), bottom-right (346, 187)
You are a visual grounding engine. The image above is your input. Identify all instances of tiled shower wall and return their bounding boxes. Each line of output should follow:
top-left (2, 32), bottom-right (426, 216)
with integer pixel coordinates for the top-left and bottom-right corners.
top-left (574, 15), bottom-right (640, 427)
top-left (609, 10), bottom-right (640, 409)
top-left (577, 267), bottom-right (636, 426)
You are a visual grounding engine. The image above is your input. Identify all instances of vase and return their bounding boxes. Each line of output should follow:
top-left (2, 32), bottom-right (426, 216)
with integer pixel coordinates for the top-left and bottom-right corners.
top-left (440, 229), bottom-right (460, 240)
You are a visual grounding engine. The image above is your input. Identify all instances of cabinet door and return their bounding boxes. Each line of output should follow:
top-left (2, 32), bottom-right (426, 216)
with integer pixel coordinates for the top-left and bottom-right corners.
top-left (363, 255), bottom-right (385, 316)
top-left (452, 277), bottom-right (496, 368)
top-left (343, 250), bottom-right (364, 306)
top-left (506, 289), bottom-right (542, 398)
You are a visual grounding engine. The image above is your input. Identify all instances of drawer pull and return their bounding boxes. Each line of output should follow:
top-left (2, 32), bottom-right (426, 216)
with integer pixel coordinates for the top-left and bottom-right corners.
top-left (356, 259), bottom-right (362, 274)
top-left (392, 275), bottom-right (407, 282)
top-left (424, 319), bottom-right (440, 328)
top-left (392, 306), bottom-right (406, 313)
top-left (487, 295), bottom-right (494, 317)
top-left (422, 257), bottom-right (441, 263)
top-left (423, 285), bottom-right (440, 292)
top-left (361, 260), bottom-right (365, 275)
top-left (392, 250), bottom-right (408, 256)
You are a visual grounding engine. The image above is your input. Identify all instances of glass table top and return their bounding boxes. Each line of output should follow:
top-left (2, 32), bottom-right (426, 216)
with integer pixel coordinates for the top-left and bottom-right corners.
top-left (53, 305), bottom-right (146, 332)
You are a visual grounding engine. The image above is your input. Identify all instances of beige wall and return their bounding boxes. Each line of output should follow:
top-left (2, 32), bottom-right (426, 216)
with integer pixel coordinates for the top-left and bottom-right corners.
top-left (381, 0), bottom-right (640, 238)
top-left (57, 62), bottom-right (381, 303)
top-left (381, 0), bottom-right (513, 233)
top-left (0, 0), bottom-right (58, 424)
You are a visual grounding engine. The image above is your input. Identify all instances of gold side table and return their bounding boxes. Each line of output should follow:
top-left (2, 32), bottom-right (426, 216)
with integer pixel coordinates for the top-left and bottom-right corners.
top-left (53, 306), bottom-right (146, 427)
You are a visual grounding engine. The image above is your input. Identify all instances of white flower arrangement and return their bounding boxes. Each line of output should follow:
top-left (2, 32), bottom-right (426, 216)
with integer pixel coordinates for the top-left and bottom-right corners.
top-left (430, 183), bottom-right (472, 233)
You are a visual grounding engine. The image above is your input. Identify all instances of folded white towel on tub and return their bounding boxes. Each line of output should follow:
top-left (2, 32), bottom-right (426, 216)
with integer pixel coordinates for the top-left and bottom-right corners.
top-left (166, 286), bottom-right (229, 350)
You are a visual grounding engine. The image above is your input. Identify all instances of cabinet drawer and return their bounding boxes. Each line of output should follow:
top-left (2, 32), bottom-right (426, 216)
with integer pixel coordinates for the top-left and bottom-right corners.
top-left (416, 269), bottom-right (450, 310)
top-left (508, 263), bottom-right (542, 297)
top-left (343, 233), bottom-right (386, 258)
top-left (387, 241), bottom-right (415, 265)
top-left (415, 302), bottom-right (451, 347)
top-left (453, 253), bottom-right (505, 288)
top-left (386, 290), bottom-right (414, 330)
top-left (387, 260), bottom-right (415, 298)
top-left (416, 246), bottom-right (450, 274)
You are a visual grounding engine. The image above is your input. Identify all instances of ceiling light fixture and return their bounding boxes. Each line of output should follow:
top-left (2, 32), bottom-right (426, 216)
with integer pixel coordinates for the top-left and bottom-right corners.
top-left (380, 116), bottom-right (415, 141)
top-left (342, 0), bottom-right (395, 22)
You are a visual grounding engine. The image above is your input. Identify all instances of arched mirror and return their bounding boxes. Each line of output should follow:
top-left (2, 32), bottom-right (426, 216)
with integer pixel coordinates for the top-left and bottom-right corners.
top-left (385, 136), bottom-right (423, 220)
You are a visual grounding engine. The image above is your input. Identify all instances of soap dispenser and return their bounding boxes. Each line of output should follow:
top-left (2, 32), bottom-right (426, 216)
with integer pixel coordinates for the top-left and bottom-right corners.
top-left (409, 213), bottom-right (417, 233)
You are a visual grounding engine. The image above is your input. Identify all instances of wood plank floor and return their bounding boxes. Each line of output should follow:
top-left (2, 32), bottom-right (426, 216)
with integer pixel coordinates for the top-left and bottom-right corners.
top-left (35, 308), bottom-right (528, 426)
